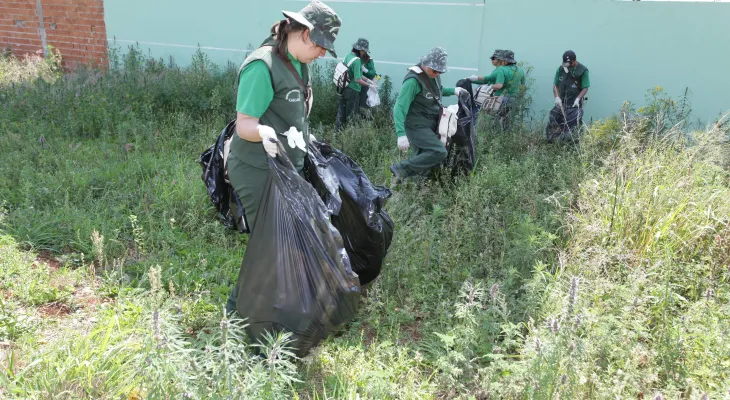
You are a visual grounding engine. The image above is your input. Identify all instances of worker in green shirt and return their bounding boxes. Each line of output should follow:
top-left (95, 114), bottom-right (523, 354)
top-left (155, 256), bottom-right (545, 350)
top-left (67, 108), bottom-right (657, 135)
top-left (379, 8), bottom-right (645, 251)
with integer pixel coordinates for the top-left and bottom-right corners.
top-left (335, 38), bottom-right (376, 131)
top-left (547, 50), bottom-right (590, 142)
top-left (469, 50), bottom-right (524, 97)
top-left (225, 0), bottom-right (342, 314)
top-left (359, 48), bottom-right (380, 116)
top-left (468, 49), bottom-right (525, 129)
top-left (389, 47), bottom-right (466, 185)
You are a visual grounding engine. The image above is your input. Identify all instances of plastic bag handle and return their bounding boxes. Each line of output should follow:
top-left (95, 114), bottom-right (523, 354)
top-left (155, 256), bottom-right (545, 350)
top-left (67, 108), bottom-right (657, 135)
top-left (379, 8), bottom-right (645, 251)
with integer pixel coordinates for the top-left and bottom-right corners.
top-left (266, 139), bottom-right (298, 172)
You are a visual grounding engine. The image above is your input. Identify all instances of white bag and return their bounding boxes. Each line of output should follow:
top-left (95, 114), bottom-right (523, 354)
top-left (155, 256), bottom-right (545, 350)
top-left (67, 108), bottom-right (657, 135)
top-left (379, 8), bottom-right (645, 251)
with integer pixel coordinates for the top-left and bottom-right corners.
top-left (438, 104), bottom-right (459, 144)
top-left (333, 56), bottom-right (359, 90)
top-left (473, 84), bottom-right (493, 109)
top-left (366, 84), bottom-right (380, 107)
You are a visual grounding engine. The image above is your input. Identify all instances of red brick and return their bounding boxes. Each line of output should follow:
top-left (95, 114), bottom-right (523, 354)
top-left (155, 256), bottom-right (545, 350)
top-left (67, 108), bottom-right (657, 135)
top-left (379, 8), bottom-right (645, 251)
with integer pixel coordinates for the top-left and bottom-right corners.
top-left (1, 0), bottom-right (107, 69)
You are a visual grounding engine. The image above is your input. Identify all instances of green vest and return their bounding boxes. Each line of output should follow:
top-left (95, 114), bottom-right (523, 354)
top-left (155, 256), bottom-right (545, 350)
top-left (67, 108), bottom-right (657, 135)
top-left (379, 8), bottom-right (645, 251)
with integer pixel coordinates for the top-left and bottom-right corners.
top-left (230, 45), bottom-right (311, 171)
top-left (558, 63), bottom-right (587, 106)
top-left (403, 66), bottom-right (442, 129)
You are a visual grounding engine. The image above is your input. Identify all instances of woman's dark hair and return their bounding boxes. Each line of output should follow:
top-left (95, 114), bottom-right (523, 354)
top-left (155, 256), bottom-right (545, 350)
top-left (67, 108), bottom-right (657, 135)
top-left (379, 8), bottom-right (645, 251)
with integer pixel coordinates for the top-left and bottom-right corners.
top-left (270, 19), bottom-right (309, 57)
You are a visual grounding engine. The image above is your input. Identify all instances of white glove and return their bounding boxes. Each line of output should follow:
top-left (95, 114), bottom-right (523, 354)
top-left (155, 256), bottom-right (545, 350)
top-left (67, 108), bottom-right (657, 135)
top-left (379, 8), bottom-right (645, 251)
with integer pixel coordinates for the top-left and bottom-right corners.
top-left (468, 75), bottom-right (479, 82)
top-left (555, 96), bottom-right (562, 107)
top-left (258, 125), bottom-right (279, 158)
top-left (309, 133), bottom-right (317, 142)
top-left (365, 78), bottom-right (377, 88)
top-left (397, 136), bottom-right (410, 151)
top-left (572, 98), bottom-right (581, 108)
top-left (454, 87), bottom-right (466, 97)
top-left (284, 126), bottom-right (307, 152)
top-left (362, 66), bottom-right (369, 74)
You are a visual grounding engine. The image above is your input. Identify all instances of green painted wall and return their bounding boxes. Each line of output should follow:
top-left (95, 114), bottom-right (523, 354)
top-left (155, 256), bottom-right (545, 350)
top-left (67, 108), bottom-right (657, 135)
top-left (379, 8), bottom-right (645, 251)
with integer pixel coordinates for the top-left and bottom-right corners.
top-left (104, 0), bottom-right (730, 124)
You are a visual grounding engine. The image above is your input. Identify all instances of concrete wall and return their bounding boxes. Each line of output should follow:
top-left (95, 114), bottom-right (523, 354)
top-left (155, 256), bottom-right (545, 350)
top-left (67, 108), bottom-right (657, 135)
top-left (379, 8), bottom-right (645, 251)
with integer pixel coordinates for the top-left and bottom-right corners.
top-left (1, 0), bottom-right (108, 68)
top-left (104, 0), bottom-right (730, 123)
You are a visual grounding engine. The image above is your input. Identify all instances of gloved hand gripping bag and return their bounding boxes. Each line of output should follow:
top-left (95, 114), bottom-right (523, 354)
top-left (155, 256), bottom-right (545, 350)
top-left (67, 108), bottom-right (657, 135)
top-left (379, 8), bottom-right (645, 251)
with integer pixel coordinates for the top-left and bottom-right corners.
top-left (235, 142), bottom-right (361, 358)
top-left (305, 142), bottom-right (394, 286)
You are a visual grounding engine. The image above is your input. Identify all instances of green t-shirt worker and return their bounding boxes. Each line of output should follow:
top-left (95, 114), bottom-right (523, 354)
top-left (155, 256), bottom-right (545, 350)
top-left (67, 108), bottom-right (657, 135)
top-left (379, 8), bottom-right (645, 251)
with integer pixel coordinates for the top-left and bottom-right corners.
top-left (225, 0), bottom-right (342, 314)
top-left (469, 49), bottom-right (525, 98)
top-left (469, 49), bottom-right (525, 129)
top-left (335, 38), bottom-right (377, 131)
top-left (359, 48), bottom-right (380, 114)
top-left (389, 47), bottom-right (466, 186)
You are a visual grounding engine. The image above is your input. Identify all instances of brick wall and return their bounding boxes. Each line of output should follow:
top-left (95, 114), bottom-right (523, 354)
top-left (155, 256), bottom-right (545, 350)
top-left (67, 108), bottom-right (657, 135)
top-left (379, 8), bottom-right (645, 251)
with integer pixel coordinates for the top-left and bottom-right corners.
top-left (0, 0), bottom-right (108, 69)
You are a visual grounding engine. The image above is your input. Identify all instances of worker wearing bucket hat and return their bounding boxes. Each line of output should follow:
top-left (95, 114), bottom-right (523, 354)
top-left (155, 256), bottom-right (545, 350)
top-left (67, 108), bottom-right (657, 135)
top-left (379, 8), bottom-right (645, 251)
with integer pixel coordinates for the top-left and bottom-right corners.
top-left (468, 49), bottom-right (525, 129)
top-left (225, 0), bottom-right (342, 314)
top-left (336, 37), bottom-right (377, 130)
top-left (356, 39), bottom-right (381, 116)
top-left (468, 49), bottom-right (525, 98)
top-left (389, 47), bottom-right (467, 185)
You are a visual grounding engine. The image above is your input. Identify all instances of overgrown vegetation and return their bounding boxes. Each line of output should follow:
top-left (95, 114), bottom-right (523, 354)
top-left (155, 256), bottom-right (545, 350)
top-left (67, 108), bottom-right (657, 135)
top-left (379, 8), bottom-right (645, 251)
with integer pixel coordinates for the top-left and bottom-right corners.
top-left (1, 44), bottom-right (729, 399)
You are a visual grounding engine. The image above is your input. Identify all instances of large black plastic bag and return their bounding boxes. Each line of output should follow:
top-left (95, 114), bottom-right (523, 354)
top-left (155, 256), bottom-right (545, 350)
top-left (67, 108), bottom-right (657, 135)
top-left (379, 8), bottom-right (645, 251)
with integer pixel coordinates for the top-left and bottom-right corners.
top-left (444, 79), bottom-right (477, 178)
top-left (235, 143), bottom-right (361, 357)
top-left (304, 141), bottom-right (394, 286)
top-left (546, 105), bottom-right (583, 143)
top-left (198, 120), bottom-right (249, 233)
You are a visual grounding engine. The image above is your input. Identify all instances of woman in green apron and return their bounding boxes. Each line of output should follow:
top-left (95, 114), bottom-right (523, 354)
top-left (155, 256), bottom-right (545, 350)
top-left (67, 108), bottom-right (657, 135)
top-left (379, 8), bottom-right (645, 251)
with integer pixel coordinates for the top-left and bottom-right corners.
top-left (225, 0), bottom-right (342, 314)
top-left (389, 47), bottom-right (466, 184)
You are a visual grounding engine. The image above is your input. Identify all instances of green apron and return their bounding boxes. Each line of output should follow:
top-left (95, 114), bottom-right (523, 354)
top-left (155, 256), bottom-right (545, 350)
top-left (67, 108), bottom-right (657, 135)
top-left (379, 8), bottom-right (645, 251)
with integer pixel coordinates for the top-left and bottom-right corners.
top-left (394, 66), bottom-right (447, 178)
top-left (226, 43), bottom-right (311, 313)
top-left (558, 63), bottom-right (587, 107)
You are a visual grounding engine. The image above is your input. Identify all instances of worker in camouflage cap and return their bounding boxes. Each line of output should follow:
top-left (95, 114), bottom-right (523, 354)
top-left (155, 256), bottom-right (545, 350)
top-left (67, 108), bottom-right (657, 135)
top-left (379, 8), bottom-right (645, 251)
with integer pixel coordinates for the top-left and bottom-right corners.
top-left (283, 0), bottom-right (342, 57)
top-left (389, 46), bottom-right (467, 186)
top-left (335, 37), bottom-right (378, 130)
top-left (488, 49), bottom-right (504, 67)
top-left (468, 48), bottom-right (525, 130)
top-left (351, 38), bottom-right (381, 119)
top-left (225, 0), bottom-right (343, 317)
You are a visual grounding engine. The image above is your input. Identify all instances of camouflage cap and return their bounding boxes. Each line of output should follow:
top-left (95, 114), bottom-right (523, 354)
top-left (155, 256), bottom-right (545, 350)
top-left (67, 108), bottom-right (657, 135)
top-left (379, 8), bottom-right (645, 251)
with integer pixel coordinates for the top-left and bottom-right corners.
top-left (419, 47), bottom-right (448, 73)
top-left (282, 0), bottom-right (342, 58)
top-left (502, 50), bottom-right (516, 64)
top-left (490, 49), bottom-right (503, 60)
top-left (352, 38), bottom-right (370, 53)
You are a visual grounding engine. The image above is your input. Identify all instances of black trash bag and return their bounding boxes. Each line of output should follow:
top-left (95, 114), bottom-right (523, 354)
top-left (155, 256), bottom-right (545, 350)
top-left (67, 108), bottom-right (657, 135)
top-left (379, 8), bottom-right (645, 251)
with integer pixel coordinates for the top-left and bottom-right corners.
top-left (546, 105), bottom-right (584, 143)
top-left (443, 79), bottom-right (477, 178)
top-left (303, 141), bottom-right (343, 217)
top-left (304, 141), bottom-right (394, 286)
top-left (235, 142), bottom-right (361, 358)
top-left (199, 120), bottom-right (249, 233)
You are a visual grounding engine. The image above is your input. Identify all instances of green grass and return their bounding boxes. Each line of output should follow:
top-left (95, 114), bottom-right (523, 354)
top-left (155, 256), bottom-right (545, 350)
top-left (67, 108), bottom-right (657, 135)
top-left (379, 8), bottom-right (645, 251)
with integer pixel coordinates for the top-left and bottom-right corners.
top-left (1, 46), bottom-right (729, 399)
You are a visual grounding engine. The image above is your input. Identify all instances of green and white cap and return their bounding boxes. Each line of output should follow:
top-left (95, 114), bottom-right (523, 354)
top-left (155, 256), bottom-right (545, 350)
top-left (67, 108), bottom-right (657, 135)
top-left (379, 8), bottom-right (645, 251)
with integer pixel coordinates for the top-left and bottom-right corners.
top-left (282, 0), bottom-right (342, 57)
top-left (419, 47), bottom-right (448, 73)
